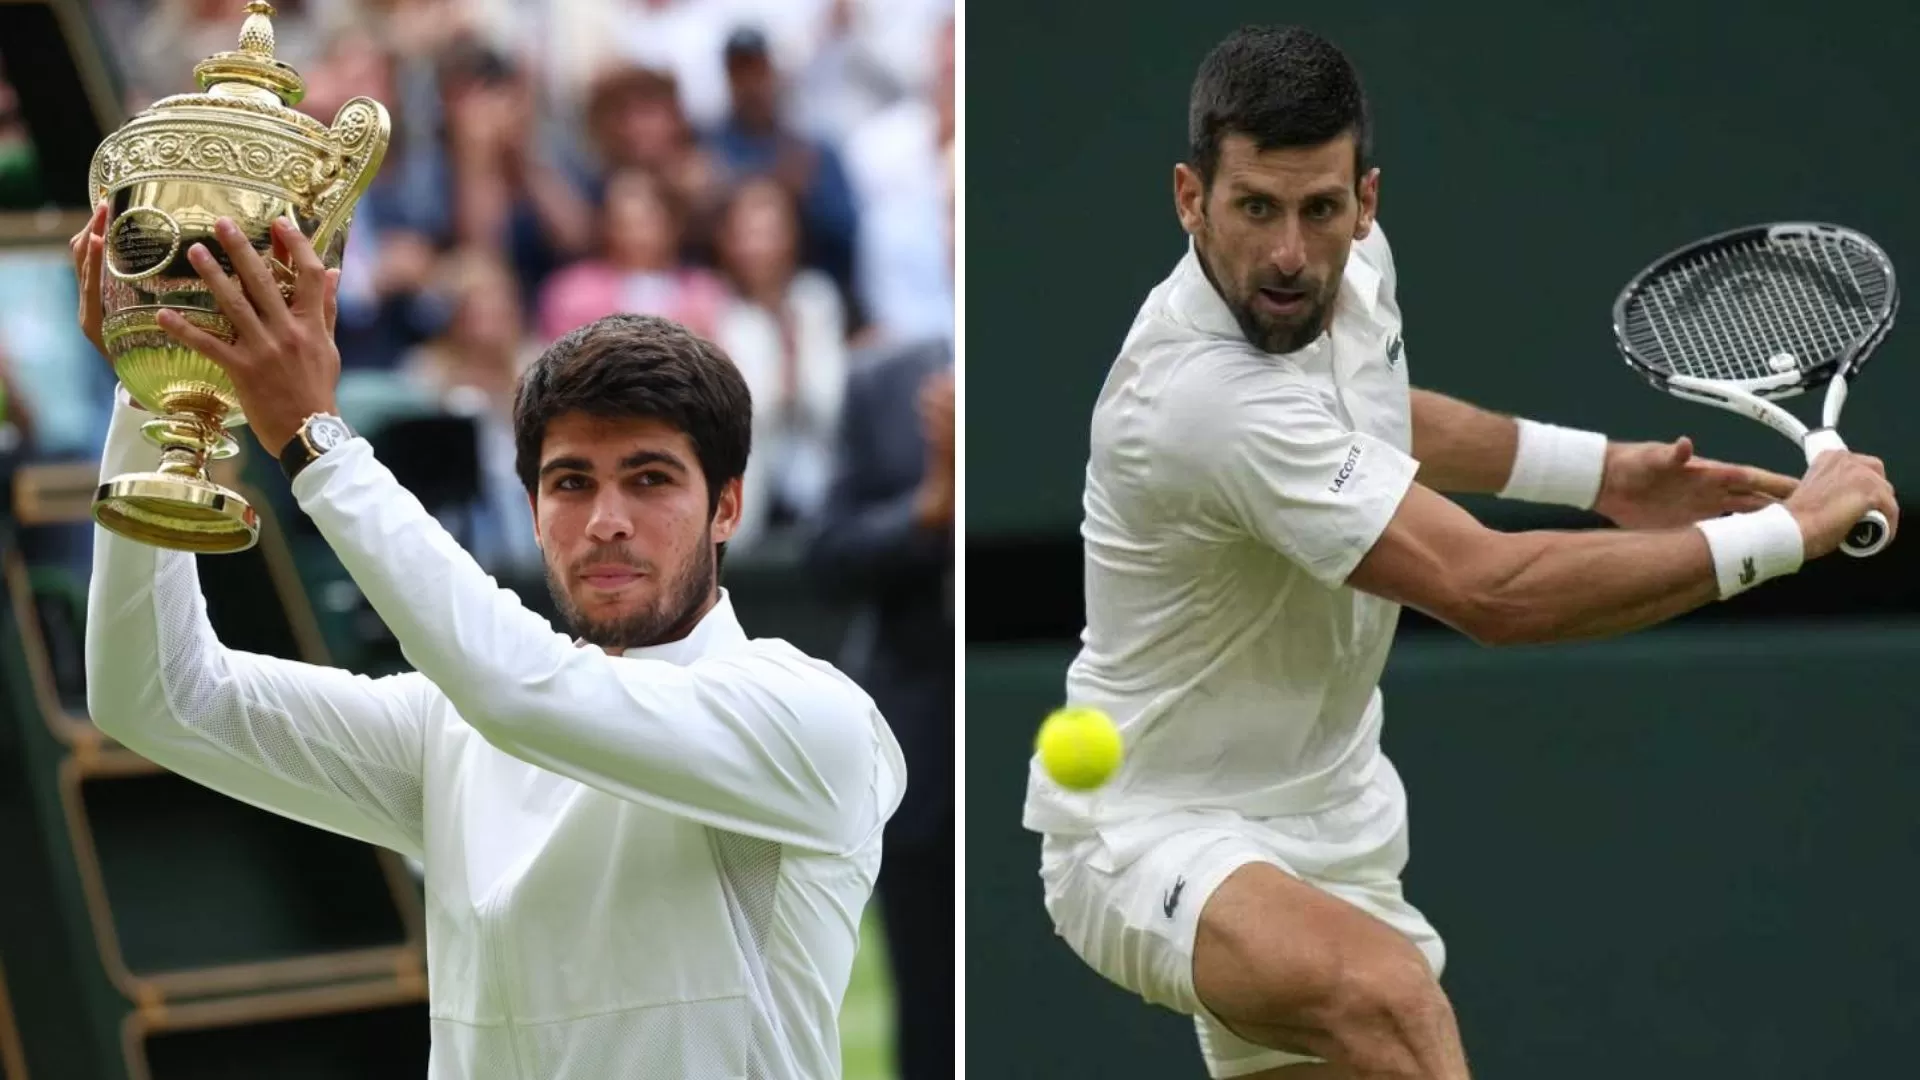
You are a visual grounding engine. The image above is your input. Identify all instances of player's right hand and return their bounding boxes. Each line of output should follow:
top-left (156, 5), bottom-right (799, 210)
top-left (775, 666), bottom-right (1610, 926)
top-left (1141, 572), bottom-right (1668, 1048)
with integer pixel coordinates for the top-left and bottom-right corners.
top-left (69, 200), bottom-right (108, 361)
top-left (1787, 450), bottom-right (1898, 558)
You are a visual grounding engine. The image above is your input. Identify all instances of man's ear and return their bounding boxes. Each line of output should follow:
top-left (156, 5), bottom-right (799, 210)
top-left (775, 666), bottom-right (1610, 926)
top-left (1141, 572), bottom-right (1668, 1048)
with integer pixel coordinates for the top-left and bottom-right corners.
top-left (1174, 162), bottom-right (1207, 239)
top-left (1354, 166), bottom-right (1381, 240)
top-left (710, 475), bottom-right (743, 542)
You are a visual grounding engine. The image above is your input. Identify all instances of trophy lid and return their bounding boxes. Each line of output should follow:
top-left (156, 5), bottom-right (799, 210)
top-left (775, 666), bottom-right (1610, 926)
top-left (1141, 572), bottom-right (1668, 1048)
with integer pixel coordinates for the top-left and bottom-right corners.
top-left (191, 1), bottom-right (305, 107)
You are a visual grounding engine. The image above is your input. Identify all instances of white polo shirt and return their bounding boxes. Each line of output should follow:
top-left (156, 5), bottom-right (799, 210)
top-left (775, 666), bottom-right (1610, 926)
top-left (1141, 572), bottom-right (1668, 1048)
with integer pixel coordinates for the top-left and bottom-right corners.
top-left (1023, 225), bottom-right (1419, 867)
top-left (85, 394), bottom-right (906, 1080)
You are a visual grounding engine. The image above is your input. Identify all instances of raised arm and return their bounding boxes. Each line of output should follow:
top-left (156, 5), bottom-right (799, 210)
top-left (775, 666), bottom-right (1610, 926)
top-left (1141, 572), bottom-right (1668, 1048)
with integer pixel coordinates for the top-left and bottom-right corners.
top-left (85, 393), bottom-right (434, 858)
top-left (147, 213), bottom-right (901, 856)
top-left (295, 439), bottom-right (900, 855)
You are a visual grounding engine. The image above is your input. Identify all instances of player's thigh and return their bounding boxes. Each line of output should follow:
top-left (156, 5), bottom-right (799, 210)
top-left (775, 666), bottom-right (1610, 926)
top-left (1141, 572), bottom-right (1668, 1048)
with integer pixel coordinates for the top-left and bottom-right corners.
top-left (1041, 830), bottom-right (1275, 1016)
top-left (1192, 861), bottom-right (1442, 1050)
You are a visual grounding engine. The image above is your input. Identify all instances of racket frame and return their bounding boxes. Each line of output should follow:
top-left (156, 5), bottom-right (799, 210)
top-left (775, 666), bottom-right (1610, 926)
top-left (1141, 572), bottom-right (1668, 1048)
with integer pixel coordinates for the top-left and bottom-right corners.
top-left (1612, 222), bottom-right (1899, 557)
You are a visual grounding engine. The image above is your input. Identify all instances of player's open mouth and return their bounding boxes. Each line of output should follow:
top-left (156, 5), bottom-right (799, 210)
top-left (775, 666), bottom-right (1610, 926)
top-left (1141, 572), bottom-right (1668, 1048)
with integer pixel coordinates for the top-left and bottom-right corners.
top-left (1255, 287), bottom-right (1308, 315)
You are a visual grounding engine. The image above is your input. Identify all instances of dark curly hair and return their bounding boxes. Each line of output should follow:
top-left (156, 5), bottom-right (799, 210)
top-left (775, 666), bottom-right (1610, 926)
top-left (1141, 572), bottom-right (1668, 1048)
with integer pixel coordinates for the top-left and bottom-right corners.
top-left (513, 314), bottom-right (753, 558)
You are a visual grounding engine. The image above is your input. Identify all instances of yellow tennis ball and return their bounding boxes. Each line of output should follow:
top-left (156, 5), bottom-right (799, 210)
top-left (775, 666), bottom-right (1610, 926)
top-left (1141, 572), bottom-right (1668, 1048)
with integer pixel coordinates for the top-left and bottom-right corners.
top-left (1036, 706), bottom-right (1123, 791)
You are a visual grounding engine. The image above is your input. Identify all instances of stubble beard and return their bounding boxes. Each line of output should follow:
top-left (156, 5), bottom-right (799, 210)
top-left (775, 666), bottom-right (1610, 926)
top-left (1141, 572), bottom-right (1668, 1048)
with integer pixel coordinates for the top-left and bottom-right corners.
top-left (545, 532), bottom-right (717, 651)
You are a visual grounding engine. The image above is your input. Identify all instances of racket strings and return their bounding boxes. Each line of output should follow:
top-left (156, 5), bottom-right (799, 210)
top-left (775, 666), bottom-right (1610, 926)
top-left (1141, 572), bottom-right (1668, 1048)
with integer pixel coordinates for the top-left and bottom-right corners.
top-left (1622, 234), bottom-right (1889, 384)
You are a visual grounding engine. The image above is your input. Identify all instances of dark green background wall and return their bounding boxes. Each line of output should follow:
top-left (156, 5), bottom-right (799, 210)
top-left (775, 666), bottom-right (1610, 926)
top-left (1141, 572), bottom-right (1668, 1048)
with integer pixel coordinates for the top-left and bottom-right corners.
top-left (967, 2), bottom-right (1920, 1076)
top-left (969, 633), bottom-right (1920, 1078)
top-left (969, 0), bottom-right (1920, 537)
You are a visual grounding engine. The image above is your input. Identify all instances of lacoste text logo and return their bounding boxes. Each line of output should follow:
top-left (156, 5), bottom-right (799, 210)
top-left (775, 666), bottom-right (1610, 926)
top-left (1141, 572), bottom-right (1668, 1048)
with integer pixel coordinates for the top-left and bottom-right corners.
top-left (1163, 877), bottom-right (1187, 918)
top-left (1329, 444), bottom-right (1364, 493)
top-left (1386, 333), bottom-right (1403, 369)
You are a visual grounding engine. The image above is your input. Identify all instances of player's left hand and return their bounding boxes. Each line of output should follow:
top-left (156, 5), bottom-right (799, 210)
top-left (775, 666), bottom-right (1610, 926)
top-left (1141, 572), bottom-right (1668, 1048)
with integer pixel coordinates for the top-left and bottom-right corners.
top-left (157, 216), bottom-right (343, 458)
top-left (1594, 436), bottom-right (1799, 529)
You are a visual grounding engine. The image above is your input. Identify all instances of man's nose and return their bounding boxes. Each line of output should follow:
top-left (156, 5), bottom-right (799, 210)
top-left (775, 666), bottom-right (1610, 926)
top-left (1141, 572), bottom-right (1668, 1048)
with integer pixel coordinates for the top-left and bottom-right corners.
top-left (585, 492), bottom-right (634, 543)
top-left (1270, 217), bottom-right (1308, 277)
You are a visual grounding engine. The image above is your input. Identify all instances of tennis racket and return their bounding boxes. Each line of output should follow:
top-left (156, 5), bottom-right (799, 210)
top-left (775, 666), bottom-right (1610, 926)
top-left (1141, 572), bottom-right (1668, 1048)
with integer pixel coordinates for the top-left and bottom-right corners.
top-left (1612, 222), bottom-right (1898, 557)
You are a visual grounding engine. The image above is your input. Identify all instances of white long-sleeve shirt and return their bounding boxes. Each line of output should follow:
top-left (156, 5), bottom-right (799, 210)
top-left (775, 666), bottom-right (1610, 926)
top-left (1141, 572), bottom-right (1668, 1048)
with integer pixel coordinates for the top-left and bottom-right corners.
top-left (84, 392), bottom-right (907, 1080)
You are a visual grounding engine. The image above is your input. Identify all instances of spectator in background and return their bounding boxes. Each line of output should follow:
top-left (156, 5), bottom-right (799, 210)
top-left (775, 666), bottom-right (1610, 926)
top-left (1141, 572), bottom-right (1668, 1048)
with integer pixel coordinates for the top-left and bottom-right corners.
top-left (301, 27), bottom-right (454, 371)
top-left (0, 252), bottom-right (114, 463)
top-left (580, 66), bottom-right (724, 261)
top-left (398, 249), bottom-right (544, 577)
top-left (537, 167), bottom-right (728, 344)
top-left (846, 15), bottom-right (953, 347)
top-left (0, 341), bottom-right (33, 460)
top-left (710, 27), bottom-right (860, 305)
top-left (0, 64), bottom-right (41, 207)
top-left (0, 249), bottom-right (117, 581)
top-left (713, 176), bottom-right (848, 553)
top-left (805, 149), bottom-right (956, 1080)
top-left (441, 35), bottom-right (596, 313)
top-left (114, 0), bottom-right (324, 109)
top-left (545, 0), bottom-right (734, 133)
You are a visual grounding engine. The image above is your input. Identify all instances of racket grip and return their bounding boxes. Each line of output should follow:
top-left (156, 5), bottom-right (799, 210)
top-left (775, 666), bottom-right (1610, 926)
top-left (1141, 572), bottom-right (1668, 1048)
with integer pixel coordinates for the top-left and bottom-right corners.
top-left (1843, 510), bottom-right (1891, 558)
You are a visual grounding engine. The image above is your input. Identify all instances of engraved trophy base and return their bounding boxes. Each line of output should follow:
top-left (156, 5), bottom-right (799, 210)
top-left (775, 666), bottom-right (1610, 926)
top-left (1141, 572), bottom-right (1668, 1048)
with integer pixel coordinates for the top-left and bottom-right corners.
top-left (93, 458), bottom-right (259, 555)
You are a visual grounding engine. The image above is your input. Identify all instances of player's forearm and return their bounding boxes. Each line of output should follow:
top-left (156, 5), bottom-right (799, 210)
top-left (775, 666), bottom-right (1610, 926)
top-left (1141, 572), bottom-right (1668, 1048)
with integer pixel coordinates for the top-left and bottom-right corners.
top-left (87, 391), bottom-right (183, 730)
top-left (85, 393), bottom-right (430, 854)
top-left (297, 440), bottom-right (880, 851)
top-left (1461, 527), bottom-right (1720, 645)
top-left (1409, 389), bottom-right (1521, 494)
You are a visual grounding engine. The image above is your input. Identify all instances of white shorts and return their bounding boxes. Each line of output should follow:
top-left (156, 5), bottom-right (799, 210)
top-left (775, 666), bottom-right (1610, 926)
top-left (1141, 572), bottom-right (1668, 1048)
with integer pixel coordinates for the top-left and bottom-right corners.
top-left (1039, 766), bottom-right (1445, 1077)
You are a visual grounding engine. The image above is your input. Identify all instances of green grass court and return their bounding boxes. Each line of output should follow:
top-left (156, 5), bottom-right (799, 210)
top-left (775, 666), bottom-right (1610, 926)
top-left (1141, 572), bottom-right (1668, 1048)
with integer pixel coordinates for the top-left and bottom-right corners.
top-left (840, 913), bottom-right (897, 1080)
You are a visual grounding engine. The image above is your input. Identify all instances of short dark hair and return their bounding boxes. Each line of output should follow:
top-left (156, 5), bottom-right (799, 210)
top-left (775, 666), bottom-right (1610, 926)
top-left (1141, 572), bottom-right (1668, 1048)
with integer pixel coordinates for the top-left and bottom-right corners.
top-left (1187, 25), bottom-right (1371, 189)
top-left (514, 313), bottom-right (752, 530)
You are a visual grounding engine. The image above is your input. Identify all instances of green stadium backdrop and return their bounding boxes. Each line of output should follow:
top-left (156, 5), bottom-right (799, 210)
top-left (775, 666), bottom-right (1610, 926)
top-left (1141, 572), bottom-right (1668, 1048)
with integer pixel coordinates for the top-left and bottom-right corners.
top-left (968, 1), bottom-right (1920, 1077)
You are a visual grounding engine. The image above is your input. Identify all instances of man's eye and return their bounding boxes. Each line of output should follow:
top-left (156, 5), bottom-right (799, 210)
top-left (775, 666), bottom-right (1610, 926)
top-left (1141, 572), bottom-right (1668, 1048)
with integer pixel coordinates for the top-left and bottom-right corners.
top-left (1243, 198), bottom-right (1273, 219)
top-left (554, 475), bottom-right (588, 491)
top-left (634, 471), bottom-right (671, 487)
top-left (1305, 200), bottom-right (1338, 221)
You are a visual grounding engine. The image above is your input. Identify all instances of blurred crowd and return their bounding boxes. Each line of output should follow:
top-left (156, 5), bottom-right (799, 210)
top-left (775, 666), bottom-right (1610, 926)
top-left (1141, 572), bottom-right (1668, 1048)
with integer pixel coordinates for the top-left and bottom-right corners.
top-left (0, 5), bottom-right (955, 1076)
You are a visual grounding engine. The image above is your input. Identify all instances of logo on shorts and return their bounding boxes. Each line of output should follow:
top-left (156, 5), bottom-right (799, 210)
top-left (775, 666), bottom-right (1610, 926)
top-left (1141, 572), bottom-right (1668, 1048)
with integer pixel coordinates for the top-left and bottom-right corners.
top-left (1162, 877), bottom-right (1187, 919)
top-left (1739, 556), bottom-right (1757, 586)
top-left (1385, 333), bottom-right (1403, 370)
top-left (1329, 443), bottom-right (1364, 494)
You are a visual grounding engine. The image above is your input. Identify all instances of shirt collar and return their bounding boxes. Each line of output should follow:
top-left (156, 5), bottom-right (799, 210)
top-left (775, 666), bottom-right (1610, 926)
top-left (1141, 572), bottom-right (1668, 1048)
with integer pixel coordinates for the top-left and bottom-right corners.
top-left (573, 588), bottom-right (748, 664)
top-left (1168, 236), bottom-right (1387, 352)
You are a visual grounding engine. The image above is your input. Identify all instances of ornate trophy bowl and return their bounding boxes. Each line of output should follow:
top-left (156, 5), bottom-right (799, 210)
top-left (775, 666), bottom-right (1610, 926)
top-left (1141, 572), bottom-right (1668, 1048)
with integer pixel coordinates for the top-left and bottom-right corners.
top-left (89, 1), bottom-right (388, 553)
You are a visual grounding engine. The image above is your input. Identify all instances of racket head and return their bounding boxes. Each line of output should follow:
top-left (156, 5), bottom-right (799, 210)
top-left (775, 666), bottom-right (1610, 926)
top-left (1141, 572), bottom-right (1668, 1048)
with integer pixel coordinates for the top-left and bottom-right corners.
top-left (1612, 222), bottom-right (1899, 401)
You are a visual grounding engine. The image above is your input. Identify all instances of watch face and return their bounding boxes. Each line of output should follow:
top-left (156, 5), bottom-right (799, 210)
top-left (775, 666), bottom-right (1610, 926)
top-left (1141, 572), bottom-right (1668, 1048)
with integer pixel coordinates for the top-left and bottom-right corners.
top-left (308, 417), bottom-right (349, 452)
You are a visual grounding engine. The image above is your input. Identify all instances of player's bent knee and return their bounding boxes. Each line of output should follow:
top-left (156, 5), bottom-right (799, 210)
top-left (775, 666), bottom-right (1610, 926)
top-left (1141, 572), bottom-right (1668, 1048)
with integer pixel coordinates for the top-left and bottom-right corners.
top-left (1194, 863), bottom-right (1452, 1072)
top-left (1315, 956), bottom-right (1455, 1073)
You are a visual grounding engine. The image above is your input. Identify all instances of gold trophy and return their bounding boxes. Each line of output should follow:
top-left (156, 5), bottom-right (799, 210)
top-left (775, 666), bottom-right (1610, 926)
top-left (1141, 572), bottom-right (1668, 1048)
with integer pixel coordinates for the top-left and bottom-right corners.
top-left (88, 1), bottom-right (388, 553)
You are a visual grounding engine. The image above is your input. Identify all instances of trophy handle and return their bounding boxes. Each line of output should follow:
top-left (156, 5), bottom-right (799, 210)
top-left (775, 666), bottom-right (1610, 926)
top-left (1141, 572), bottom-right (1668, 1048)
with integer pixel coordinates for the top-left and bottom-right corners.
top-left (312, 96), bottom-right (392, 259)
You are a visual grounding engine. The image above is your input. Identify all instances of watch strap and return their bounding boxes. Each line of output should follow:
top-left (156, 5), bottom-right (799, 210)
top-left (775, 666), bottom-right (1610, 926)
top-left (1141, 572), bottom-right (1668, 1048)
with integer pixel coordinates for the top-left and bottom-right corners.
top-left (279, 414), bottom-right (352, 484)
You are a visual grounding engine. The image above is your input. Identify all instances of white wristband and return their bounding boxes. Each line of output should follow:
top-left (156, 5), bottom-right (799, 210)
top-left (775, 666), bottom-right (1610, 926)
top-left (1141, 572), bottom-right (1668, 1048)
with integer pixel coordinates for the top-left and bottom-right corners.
top-left (1693, 503), bottom-right (1805, 600)
top-left (1497, 418), bottom-right (1608, 509)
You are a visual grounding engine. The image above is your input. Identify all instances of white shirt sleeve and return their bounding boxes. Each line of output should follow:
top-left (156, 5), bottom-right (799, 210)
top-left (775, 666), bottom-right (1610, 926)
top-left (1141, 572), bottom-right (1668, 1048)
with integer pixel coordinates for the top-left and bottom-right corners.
top-left (84, 394), bottom-right (433, 860)
top-left (294, 439), bottom-right (895, 857)
top-left (1153, 354), bottom-right (1419, 588)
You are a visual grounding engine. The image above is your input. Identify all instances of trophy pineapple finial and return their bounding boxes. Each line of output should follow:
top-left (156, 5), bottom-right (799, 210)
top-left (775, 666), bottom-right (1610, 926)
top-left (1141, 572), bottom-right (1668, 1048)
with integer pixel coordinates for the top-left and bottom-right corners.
top-left (192, 0), bottom-right (303, 104)
top-left (238, 2), bottom-right (278, 59)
